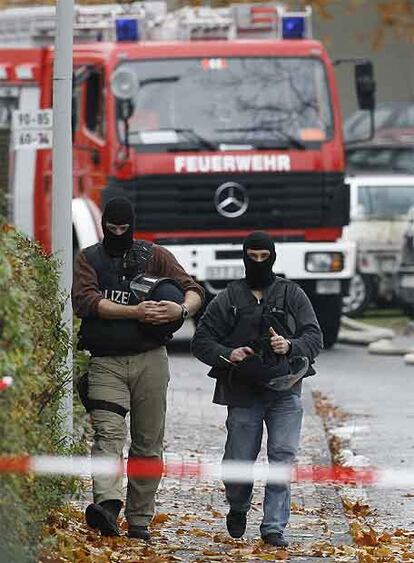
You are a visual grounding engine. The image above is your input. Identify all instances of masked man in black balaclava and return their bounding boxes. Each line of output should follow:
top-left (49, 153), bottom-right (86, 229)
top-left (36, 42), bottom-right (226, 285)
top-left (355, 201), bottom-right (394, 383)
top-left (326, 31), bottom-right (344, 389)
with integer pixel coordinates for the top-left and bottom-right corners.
top-left (192, 231), bottom-right (323, 549)
top-left (101, 197), bottom-right (134, 257)
top-left (72, 197), bottom-right (204, 541)
top-left (243, 231), bottom-right (276, 290)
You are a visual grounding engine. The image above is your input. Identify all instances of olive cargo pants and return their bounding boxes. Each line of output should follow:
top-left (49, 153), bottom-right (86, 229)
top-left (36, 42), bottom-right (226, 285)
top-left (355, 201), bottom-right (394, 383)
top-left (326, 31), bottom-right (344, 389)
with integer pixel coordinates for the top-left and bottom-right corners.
top-left (87, 347), bottom-right (170, 527)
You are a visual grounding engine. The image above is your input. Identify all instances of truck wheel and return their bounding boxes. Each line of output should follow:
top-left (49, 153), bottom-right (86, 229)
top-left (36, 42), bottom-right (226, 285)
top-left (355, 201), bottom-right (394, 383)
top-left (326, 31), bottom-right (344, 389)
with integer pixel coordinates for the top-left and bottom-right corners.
top-left (312, 294), bottom-right (342, 349)
top-left (342, 273), bottom-right (374, 317)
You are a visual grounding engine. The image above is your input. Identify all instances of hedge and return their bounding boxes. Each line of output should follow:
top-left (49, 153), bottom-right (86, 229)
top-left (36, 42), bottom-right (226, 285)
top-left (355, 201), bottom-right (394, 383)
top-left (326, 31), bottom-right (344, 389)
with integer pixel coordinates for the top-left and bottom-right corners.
top-left (0, 223), bottom-right (79, 563)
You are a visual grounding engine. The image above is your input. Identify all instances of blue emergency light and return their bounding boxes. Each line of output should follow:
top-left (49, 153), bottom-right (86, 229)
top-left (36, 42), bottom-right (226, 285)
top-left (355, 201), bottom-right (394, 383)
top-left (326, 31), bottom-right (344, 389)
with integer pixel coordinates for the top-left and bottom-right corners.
top-left (282, 16), bottom-right (305, 39)
top-left (116, 18), bottom-right (140, 42)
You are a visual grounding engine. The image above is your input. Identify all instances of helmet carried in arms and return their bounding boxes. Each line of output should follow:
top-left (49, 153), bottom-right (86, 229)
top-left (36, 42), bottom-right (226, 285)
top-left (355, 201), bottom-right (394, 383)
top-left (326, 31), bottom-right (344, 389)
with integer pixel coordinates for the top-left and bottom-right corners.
top-left (130, 274), bottom-right (185, 338)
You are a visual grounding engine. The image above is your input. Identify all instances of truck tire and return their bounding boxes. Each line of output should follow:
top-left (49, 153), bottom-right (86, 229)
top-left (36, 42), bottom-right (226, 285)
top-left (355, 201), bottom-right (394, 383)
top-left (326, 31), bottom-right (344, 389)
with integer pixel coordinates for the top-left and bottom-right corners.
top-left (342, 272), bottom-right (375, 317)
top-left (312, 294), bottom-right (342, 349)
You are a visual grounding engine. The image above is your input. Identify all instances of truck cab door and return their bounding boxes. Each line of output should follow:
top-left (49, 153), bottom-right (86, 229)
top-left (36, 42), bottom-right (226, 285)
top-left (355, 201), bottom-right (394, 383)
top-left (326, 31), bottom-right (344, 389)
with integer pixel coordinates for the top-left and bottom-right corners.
top-left (0, 88), bottom-right (18, 219)
top-left (73, 65), bottom-right (107, 207)
top-left (1, 85), bottom-right (40, 238)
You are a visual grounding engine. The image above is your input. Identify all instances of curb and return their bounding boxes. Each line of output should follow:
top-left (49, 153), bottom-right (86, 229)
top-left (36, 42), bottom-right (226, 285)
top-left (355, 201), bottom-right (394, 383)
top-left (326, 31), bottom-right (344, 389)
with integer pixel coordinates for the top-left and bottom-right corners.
top-left (302, 383), bottom-right (355, 549)
top-left (340, 316), bottom-right (395, 338)
top-left (404, 353), bottom-right (414, 365)
top-left (338, 329), bottom-right (389, 345)
top-left (368, 338), bottom-right (414, 356)
top-left (338, 316), bottom-right (414, 358)
top-left (338, 316), bottom-right (395, 346)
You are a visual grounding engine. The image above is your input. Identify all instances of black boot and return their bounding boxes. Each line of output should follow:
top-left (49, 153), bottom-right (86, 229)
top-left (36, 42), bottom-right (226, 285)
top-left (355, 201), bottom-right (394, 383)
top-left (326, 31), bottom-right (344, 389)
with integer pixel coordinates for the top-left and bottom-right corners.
top-left (85, 499), bottom-right (122, 536)
top-left (128, 525), bottom-right (151, 541)
top-left (262, 532), bottom-right (289, 548)
top-left (226, 510), bottom-right (247, 539)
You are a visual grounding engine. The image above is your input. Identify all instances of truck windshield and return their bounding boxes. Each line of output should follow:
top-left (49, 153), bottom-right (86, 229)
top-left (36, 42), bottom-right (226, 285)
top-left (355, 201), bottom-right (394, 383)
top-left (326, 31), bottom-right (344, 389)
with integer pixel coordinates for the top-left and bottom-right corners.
top-left (357, 185), bottom-right (414, 220)
top-left (115, 57), bottom-right (333, 151)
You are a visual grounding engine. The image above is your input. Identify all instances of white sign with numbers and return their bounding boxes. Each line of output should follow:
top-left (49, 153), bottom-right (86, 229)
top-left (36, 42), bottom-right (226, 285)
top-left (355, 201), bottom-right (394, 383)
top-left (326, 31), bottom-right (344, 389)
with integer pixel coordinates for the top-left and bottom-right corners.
top-left (12, 109), bottom-right (53, 150)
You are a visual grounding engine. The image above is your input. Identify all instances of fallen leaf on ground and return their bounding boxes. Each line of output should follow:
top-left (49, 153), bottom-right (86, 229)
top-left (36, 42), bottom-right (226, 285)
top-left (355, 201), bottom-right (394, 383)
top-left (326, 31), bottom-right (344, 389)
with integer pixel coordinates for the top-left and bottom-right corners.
top-left (212, 533), bottom-right (240, 545)
top-left (177, 514), bottom-right (198, 523)
top-left (151, 513), bottom-right (171, 526)
top-left (342, 497), bottom-right (372, 517)
top-left (257, 550), bottom-right (289, 561)
top-left (206, 504), bottom-right (223, 518)
top-left (313, 391), bottom-right (349, 422)
top-left (350, 522), bottom-right (380, 547)
top-left (309, 539), bottom-right (336, 557)
top-left (189, 528), bottom-right (212, 538)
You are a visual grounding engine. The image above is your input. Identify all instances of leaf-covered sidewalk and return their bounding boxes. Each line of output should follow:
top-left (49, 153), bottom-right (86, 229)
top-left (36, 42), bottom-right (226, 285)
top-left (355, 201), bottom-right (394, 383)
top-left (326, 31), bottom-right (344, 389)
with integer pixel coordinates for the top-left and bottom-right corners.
top-left (39, 351), bottom-right (414, 562)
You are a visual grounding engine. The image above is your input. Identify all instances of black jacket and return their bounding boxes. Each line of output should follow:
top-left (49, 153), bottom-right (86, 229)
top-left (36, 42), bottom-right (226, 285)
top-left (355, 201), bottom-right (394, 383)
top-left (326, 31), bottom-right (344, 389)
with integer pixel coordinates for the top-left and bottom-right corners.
top-left (191, 277), bottom-right (323, 407)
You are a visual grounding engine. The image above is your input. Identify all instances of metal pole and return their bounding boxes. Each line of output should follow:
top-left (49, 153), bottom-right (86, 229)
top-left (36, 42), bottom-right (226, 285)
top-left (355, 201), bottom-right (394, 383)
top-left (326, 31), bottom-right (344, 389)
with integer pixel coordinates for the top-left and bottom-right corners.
top-left (52, 0), bottom-right (74, 436)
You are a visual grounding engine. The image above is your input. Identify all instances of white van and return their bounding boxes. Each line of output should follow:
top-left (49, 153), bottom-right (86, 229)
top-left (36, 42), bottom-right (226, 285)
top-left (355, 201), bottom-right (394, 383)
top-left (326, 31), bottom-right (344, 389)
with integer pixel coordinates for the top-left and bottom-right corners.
top-left (397, 206), bottom-right (414, 317)
top-left (342, 174), bottom-right (414, 315)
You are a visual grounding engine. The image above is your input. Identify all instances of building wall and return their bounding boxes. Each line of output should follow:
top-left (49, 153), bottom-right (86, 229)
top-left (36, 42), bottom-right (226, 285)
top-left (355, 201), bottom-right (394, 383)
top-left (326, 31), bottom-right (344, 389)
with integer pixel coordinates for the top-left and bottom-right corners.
top-left (312, 0), bottom-right (414, 119)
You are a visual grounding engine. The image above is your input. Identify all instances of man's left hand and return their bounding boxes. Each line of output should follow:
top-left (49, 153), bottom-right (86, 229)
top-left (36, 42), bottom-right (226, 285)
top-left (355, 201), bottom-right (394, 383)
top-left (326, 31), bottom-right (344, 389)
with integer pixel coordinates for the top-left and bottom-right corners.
top-left (269, 327), bottom-right (290, 355)
top-left (145, 301), bottom-right (183, 324)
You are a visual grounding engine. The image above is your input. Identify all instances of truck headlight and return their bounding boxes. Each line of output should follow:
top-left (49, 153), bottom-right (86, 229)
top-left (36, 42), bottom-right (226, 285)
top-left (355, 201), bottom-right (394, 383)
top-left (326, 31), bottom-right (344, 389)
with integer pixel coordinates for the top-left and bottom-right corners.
top-left (305, 252), bottom-right (344, 273)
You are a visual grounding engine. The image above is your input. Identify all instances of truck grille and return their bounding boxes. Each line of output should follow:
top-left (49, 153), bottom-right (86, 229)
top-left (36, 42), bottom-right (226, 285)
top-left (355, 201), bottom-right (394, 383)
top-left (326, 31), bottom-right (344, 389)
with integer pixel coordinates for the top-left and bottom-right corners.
top-left (105, 172), bottom-right (348, 233)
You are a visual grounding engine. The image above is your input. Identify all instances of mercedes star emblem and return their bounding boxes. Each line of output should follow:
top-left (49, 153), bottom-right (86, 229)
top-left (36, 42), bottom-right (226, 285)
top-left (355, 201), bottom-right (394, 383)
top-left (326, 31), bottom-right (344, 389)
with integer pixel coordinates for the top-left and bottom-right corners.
top-left (214, 182), bottom-right (249, 218)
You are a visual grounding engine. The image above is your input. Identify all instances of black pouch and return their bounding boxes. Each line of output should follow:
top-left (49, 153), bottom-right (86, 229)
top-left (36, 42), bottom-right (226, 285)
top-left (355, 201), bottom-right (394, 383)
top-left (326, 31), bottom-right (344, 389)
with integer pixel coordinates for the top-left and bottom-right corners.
top-left (231, 353), bottom-right (308, 392)
top-left (207, 353), bottom-right (288, 385)
top-left (207, 365), bottom-right (230, 380)
top-left (207, 353), bottom-right (238, 380)
top-left (75, 372), bottom-right (129, 417)
top-left (76, 372), bottom-right (91, 412)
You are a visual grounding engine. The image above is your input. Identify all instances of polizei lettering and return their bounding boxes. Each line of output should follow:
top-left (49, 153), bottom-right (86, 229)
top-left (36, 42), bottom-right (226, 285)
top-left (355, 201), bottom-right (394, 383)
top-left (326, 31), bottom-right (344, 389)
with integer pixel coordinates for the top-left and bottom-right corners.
top-left (174, 154), bottom-right (291, 174)
top-left (104, 289), bottom-right (131, 305)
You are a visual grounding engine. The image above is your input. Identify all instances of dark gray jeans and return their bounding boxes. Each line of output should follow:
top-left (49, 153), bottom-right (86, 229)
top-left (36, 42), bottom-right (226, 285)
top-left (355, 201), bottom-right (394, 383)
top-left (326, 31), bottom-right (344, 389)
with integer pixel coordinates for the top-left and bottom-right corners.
top-left (223, 392), bottom-right (303, 536)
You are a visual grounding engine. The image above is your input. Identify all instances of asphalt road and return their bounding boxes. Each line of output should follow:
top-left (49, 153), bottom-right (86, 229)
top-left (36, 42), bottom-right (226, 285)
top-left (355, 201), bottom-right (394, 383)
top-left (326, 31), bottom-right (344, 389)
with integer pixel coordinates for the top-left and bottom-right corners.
top-left (168, 322), bottom-right (414, 531)
top-left (310, 342), bottom-right (414, 530)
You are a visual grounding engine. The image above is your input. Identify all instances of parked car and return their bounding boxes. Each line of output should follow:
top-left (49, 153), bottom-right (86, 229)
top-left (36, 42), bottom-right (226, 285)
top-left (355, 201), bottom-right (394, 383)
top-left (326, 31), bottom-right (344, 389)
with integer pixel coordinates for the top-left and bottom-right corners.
top-left (346, 137), bottom-right (414, 175)
top-left (342, 175), bottom-right (414, 316)
top-left (396, 206), bottom-right (414, 317)
top-left (344, 101), bottom-right (414, 143)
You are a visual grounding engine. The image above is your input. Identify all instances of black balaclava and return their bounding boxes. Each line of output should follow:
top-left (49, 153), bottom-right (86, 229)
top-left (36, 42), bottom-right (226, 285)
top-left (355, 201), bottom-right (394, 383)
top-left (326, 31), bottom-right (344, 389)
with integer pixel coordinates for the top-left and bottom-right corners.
top-left (102, 197), bottom-right (134, 257)
top-left (243, 231), bottom-right (276, 289)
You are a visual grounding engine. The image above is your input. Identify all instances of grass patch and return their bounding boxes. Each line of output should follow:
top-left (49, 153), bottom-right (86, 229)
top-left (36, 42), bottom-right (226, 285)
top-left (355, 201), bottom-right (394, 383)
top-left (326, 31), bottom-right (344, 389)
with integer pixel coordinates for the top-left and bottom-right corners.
top-left (359, 308), bottom-right (410, 333)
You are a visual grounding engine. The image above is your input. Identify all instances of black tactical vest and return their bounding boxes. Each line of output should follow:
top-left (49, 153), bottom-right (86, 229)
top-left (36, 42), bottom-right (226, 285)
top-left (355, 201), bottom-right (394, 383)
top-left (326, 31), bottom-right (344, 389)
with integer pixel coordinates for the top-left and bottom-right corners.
top-left (212, 277), bottom-right (299, 406)
top-left (78, 241), bottom-right (166, 356)
top-left (223, 277), bottom-right (295, 366)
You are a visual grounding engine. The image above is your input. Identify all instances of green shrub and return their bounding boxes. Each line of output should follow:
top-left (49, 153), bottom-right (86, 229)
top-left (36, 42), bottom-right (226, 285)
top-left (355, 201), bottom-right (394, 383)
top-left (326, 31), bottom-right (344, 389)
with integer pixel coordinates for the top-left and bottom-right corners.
top-left (0, 224), bottom-right (77, 563)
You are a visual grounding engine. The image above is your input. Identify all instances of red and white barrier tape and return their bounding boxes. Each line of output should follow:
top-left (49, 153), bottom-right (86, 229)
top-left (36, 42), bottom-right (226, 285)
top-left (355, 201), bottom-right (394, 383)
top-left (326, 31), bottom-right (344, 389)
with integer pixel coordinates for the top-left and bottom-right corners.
top-left (0, 376), bottom-right (13, 392)
top-left (0, 455), bottom-right (413, 488)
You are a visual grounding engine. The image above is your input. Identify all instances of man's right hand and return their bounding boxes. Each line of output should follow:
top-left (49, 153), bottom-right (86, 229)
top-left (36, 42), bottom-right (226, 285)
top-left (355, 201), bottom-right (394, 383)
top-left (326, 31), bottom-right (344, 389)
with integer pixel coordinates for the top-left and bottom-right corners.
top-left (229, 346), bottom-right (255, 363)
top-left (131, 301), bottom-right (162, 323)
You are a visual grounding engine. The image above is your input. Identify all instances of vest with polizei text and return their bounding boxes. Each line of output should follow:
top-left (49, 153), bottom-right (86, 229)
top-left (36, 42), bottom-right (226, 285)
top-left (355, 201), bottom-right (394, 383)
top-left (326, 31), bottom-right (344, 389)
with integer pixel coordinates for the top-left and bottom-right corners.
top-left (78, 241), bottom-right (165, 356)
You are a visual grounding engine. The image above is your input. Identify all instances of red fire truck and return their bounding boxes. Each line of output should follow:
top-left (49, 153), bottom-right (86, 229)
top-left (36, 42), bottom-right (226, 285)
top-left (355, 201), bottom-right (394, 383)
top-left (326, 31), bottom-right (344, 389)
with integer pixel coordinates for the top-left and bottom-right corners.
top-left (0, 3), bottom-right (373, 347)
